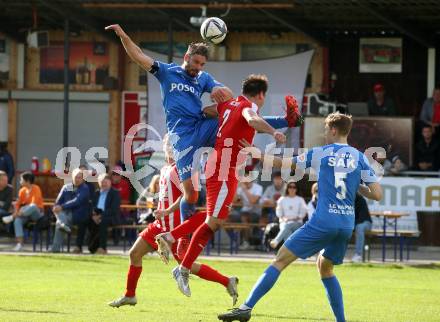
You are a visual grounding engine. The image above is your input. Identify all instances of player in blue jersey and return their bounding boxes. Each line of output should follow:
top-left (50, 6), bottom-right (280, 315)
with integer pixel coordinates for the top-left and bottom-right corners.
top-left (218, 112), bottom-right (383, 322)
top-left (106, 24), bottom-right (303, 225)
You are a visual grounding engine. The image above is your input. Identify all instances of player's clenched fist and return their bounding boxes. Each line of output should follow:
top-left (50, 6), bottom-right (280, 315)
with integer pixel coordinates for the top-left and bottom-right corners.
top-left (273, 131), bottom-right (286, 144)
top-left (105, 24), bottom-right (126, 37)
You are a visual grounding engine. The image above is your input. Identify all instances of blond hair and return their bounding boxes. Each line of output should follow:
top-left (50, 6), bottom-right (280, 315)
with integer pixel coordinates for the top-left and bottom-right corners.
top-left (71, 168), bottom-right (83, 181)
top-left (325, 112), bottom-right (353, 136)
top-left (148, 174), bottom-right (160, 194)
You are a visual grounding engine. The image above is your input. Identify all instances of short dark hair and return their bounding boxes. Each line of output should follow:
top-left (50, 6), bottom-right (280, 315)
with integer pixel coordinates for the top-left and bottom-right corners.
top-left (242, 74), bottom-right (268, 97)
top-left (422, 124), bottom-right (433, 131)
top-left (273, 171), bottom-right (282, 178)
top-left (186, 42), bottom-right (210, 59)
top-left (21, 171), bottom-right (35, 184)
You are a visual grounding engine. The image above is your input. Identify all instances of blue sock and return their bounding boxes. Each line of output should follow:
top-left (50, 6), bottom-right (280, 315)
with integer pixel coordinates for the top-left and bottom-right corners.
top-left (244, 265), bottom-right (280, 309)
top-left (263, 116), bottom-right (288, 129)
top-left (322, 276), bottom-right (345, 322)
top-left (179, 198), bottom-right (195, 222)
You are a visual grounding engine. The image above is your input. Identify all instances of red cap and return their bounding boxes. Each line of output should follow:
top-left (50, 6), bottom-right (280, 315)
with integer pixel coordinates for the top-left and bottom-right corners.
top-left (373, 83), bottom-right (384, 92)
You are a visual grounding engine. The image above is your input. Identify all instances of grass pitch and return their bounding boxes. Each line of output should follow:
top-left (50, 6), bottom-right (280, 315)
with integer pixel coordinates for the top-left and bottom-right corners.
top-left (0, 254), bottom-right (439, 322)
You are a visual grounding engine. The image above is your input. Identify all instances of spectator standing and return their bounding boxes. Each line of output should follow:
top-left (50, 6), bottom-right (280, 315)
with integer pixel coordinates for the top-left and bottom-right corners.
top-left (270, 181), bottom-right (308, 249)
top-left (51, 168), bottom-right (91, 253)
top-left (0, 143), bottom-right (14, 184)
top-left (367, 83), bottom-right (397, 116)
top-left (260, 171), bottom-right (285, 222)
top-left (234, 181), bottom-right (263, 250)
top-left (0, 171), bottom-right (13, 230)
top-left (352, 193), bottom-right (372, 263)
top-left (306, 183), bottom-right (318, 222)
top-left (2, 172), bottom-right (44, 251)
top-left (415, 125), bottom-right (439, 171)
top-left (92, 173), bottom-right (121, 254)
top-left (420, 86), bottom-right (440, 133)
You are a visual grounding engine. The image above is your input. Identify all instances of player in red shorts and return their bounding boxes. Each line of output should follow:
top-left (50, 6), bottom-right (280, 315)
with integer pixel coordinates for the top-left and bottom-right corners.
top-left (108, 136), bottom-right (238, 307)
top-left (156, 74), bottom-right (301, 297)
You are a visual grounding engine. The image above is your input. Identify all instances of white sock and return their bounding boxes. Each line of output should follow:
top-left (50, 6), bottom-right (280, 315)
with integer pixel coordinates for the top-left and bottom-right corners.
top-left (239, 304), bottom-right (251, 310)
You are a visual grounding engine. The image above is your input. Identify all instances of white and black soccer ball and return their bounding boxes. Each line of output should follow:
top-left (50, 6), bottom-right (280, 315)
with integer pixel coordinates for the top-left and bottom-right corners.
top-left (200, 17), bottom-right (227, 45)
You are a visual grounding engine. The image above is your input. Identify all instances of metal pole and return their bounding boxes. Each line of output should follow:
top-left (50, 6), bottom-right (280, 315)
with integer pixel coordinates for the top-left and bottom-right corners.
top-left (167, 19), bottom-right (173, 63)
top-left (63, 19), bottom-right (70, 148)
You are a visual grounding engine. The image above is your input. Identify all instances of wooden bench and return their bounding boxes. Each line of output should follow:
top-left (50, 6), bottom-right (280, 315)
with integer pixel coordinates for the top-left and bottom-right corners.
top-left (207, 222), bottom-right (267, 256)
top-left (112, 222), bottom-right (268, 255)
top-left (363, 229), bottom-right (420, 262)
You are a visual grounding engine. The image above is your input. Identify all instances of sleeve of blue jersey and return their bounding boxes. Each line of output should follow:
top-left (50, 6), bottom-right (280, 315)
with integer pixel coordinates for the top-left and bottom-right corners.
top-left (149, 60), bottom-right (171, 82)
top-left (292, 149), bottom-right (314, 169)
top-left (360, 153), bottom-right (378, 184)
top-left (203, 72), bottom-right (224, 93)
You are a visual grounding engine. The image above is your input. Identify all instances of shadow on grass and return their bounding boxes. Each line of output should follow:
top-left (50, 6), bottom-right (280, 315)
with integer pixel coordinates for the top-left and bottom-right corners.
top-left (350, 262), bottom-right (440, 270)
top-left (409, 263), bottom-right (440, 270)
top-left (35, 255), bottom-right (118, 265)
top-left (253, 314), bottom-right (366, 322)
top-left (0, 307), bottom-right (66, 315)
top-left (252, 314), bottom-right (332, 321)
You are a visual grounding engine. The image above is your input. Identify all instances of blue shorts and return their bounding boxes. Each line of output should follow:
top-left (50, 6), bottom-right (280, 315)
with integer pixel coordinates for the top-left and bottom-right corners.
top-left (284, 222), bottom-right (353, 265)
top-left (171, 118), bottom-right (218, 181)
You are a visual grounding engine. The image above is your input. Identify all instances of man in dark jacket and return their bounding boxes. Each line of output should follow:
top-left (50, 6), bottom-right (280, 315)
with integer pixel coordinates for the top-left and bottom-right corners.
top-left (91, 173), bottom-right (120, 254)
top-left (0, 171), bottom-right (13, 231)
top-left (51, 168), bottom-right (90, 253)
top-left (0, 143), bottom-right (14, 184)
top-left (415, 125), bottom-right (439, 171)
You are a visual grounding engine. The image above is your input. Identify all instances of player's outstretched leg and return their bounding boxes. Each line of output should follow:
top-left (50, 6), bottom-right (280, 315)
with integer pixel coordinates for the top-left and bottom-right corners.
top-left (172, 233), bottom-right (239, 304)
top-left (192, 263), bottom-right (239, 306)
top-left (318, 254), bottom-right (346, 322)
top-left (155, 211), bottom-right (207, 264)
top-left (174, 219), bottom-right (217, 297)
top-left (218, 245), bottom-right (297, 321)
top-left (109, 238), bottom-right (153, 308)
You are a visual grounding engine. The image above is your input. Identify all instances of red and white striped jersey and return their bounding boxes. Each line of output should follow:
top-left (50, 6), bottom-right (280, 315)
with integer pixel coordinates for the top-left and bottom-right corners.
top-left (157, 163), bottom-right (182, 231)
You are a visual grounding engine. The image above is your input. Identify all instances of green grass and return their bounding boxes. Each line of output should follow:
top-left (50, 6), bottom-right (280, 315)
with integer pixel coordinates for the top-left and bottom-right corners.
top-left (0, 255), bottom-right (439, 322)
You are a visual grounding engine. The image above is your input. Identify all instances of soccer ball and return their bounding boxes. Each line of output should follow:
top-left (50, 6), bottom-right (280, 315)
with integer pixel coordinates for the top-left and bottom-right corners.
top-left (200, 17), bottom-right (227, 44)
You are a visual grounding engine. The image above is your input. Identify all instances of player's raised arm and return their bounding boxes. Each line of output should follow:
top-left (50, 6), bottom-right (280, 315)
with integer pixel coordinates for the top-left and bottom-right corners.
top-left (242, 108), bottom-right (286, 144)
top-left (238, 138), bottom-right (296, 171)
top-left (211, 86), bottom-right (234, 103)
top-left (105, 24), bottom-right (154, 71)
top-left (358, 183), bottom-right (382, 201)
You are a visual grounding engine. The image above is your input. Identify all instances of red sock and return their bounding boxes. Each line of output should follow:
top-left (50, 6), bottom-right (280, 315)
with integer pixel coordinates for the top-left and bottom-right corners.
top-left (125, 265), bottom-right (142, 297)
top-left (181, 223), bottom-right (214, 270)
top-left (171, 211), bottom-right (207, 240)
top-left (196, 264), bottom-right (229, 287)
top-left (176, 236), bottom-right (191, 261)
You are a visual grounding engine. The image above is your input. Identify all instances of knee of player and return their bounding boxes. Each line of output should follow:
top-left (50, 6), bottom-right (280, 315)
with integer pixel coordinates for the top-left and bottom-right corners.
top-left (271, 258), bottom-right (288, 272)
top-left (317, 256), bottom-right (334, 277)
top-left (128, 247), bottom-right (142, 261)
top-left (206, 217), bottom-right (222, 231)
top-left (186, 191), bottom-right (199, 203)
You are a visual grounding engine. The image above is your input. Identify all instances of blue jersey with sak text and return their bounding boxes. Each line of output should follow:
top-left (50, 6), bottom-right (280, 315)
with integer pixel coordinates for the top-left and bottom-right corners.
top-left (293, 143), bottom-right (377, 230)
top-left (149, 60), bottom-right (222, 135)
